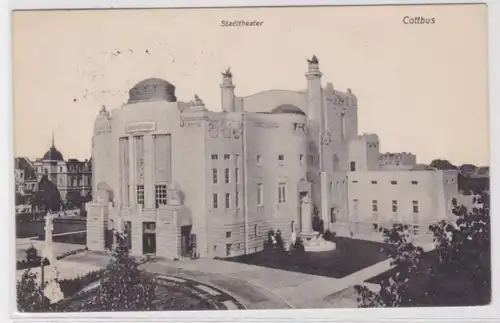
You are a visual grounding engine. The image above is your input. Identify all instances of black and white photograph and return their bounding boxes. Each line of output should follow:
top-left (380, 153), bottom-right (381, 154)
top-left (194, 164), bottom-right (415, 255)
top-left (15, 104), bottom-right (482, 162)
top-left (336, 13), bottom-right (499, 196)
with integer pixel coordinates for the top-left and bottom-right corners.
top-left (9, 3), bottom-right (491, 316)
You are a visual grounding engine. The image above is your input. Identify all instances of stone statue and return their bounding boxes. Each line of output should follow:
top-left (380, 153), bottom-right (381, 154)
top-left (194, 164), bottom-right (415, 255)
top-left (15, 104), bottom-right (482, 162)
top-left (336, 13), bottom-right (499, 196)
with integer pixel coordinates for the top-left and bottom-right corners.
top-left (307, 55), bottom-right (319, 65)
top-left (168, 182), bottom-right (182, 206)
top-left (222, 67), bottom-right (232, 78)
top-left (191, 93), bottom-right (204, 107)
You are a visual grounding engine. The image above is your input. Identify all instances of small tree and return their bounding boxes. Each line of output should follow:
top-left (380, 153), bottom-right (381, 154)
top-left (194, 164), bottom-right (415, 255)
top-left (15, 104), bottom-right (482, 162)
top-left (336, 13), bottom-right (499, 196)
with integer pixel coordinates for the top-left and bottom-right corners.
top-left (25, 245), bottom-right (42, 265)
top-left (16, 270), bottom-right (51, 312)
top-left (83, 232), bottom-right (156, 311)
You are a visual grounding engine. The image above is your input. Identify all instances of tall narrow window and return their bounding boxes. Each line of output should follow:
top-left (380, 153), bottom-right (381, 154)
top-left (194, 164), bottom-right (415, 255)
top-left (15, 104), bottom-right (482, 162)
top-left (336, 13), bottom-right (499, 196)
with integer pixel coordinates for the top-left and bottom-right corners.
top-left (155, 184), bottom-right (167, 208)
top-left (278, 183), bottom-right (286, 203)
top-left (213, 193), bottom-right (218, 209)
top-left (212, 168), bottom-right (218, 184)
top-left (225, 193), bottom-right (230, 209)
top-left (256, 155), bottom-right (262, 165)
top-left (224, 168), bottom-right (230, 183)
top-left (300, 154), bottom-right (304, 165)
top-left (137, 185), bottom-right (145, 206)
top-left (392, 200), bottom-right (398, 212)
top-left (372, 200), bottom-right (378, 212)
top-left (235, 168), bottom-right (239, 184)
top-left (119, 137), bottom-right (130, 206)
top-left (350, 161), bottom-right (356, 171)
top-left (340, 112), bottom-right (346, 140)
top-left (412, 200), bottom-right (419, 213)
top-left (257, 183), bottom-right (263, 206)
top-left (135, 135), bottom-right (145, 188)
top-left (254, 224), bottom-right (258, 237)
top-left (329, 181), bottom-right (333, 193)
top-left (235, 191), bottom-right (239, 208)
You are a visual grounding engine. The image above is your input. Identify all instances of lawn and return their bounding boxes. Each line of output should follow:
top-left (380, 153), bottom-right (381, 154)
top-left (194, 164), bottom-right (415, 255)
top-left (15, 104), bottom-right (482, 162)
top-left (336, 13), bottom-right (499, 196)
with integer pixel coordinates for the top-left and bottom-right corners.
top-left (223, 237), bottom-right (394, 279)
top-left (57, 281), bottom-right (220, 312)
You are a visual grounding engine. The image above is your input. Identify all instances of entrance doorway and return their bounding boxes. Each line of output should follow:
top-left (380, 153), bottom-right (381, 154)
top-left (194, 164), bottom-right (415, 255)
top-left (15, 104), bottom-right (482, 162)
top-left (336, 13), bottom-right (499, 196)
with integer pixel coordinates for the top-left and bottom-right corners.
top-left (298, 191), bottom-right (308, 231)
top-left (180, 225), bottom-right (193, 257)
top-left (142, 222), bottom-right (156, 255)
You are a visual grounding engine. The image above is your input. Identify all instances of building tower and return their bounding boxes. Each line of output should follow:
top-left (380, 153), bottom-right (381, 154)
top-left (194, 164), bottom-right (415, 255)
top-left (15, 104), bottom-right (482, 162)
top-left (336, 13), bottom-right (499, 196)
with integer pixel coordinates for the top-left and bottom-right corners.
top-left (220, 68), bottom-right (235, 112)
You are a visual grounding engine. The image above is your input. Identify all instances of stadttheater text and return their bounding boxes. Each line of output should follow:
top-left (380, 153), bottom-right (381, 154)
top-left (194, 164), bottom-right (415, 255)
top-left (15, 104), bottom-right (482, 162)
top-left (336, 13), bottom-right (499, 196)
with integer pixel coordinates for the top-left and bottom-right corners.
top-left (221, 20), bottom-right (264, 27)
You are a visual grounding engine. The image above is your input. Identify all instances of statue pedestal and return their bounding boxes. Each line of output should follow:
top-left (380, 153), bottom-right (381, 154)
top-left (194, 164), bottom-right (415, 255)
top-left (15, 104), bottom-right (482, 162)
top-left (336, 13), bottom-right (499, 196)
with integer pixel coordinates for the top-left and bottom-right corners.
top-left (42, 265), bottom-right (64, 304)
top-left (302, 232), bottom-right (337, 252)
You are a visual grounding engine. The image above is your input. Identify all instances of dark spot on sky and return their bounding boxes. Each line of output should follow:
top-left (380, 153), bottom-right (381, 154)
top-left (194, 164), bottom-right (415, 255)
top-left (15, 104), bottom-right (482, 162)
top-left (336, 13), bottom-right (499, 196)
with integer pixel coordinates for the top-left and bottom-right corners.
top-left (145, 50), bottom-right (150, 54)
top-left (73, 98), bottom-right (77, 102)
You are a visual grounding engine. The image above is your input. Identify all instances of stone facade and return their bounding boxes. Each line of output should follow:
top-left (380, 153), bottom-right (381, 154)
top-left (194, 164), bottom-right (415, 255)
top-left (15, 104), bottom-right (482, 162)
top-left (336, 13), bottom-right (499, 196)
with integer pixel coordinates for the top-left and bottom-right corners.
top-left (87, 56), bottom-right (462, 258)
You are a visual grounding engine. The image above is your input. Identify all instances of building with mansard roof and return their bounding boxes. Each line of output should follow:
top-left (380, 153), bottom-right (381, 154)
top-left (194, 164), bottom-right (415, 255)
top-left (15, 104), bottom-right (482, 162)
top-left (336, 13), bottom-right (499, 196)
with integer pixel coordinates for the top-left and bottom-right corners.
top-left (87, 57), bottom-right (460, 259)
top-left (32, 136), bottom-right (92, 202)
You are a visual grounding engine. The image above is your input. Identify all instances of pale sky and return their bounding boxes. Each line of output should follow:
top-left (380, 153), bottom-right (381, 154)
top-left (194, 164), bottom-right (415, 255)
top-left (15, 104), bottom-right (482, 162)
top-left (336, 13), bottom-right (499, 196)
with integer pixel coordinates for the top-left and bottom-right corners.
top-left (12, 4), bottom-right (489, 166)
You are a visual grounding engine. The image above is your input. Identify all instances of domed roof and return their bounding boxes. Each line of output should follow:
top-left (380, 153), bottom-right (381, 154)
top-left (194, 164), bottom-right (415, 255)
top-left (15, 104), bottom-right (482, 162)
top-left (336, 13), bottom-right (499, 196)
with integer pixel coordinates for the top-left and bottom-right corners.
top-left (271, 104), bottom-right (306, 116)
top-left (128, 78), bottom-right (177, 104)
top-left (43, 146), bottom-right (64, 161)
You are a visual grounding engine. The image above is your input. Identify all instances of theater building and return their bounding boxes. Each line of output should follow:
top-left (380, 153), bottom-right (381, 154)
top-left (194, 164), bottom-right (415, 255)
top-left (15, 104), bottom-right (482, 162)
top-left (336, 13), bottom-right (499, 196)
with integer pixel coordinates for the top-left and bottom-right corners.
top-left (87, 56), bottom-right (459, 258)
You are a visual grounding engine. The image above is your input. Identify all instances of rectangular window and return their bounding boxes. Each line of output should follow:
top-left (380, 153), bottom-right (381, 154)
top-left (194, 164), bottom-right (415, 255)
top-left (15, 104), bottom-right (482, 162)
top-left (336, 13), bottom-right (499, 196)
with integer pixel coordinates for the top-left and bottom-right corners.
top-left (224, 168), bottom-right (230, 183)
top-left (226, 244), bottom-right (232, 257)
top-left (136, 185), bottom-right (145, 206)
top-left (412, 200), bottom-right (419, 213)
top-left (390, 180), bottom-right (397, 185)
top-left (352, 180), bottom-right (358, 184)
top-left (350, 161), bottom-right (356, 171)
top-left (371, 181), bottom-right (378, 184)
top-left (155, 184), bottom-right (167, 208)
top-left (278, 184), bottom-right (286, 203)
top-left (372, 200), bottom-right (378, 212)
top-left (278, 154), bottom-right (285, 165)
top-left (256, 155), bottom-right (262, 165)
top-left (235, 168), bottom-right (239, 184)
top-left (300, 154), bottom-right (304, 165)
top-left (213, 193), bottom-right (218, 209)
top-left (411, 181), bottom-right (418, 185)
top-left (225, 193), bottom-right (230, 209)
top-left (235, 191), bottom-right (239, 208)
top-left (212, 168), bottom-right (218, 184)
top-left (211, 154), bottom-right (218, 160)
top-left (257, 183), bottom-right (263, 206)
top-left (392, 200), bottom-right (398, 212)
top-left (224, 154), bottom-right (231, 160)
top-left (254, 224), bottom-right (258, 237)
top-left (226, 231), bottom-right (231, 238)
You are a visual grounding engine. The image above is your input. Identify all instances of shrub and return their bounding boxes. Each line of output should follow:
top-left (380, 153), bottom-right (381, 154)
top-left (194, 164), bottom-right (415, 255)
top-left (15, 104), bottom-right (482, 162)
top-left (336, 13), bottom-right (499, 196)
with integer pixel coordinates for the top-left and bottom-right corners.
top-left (322, 230), bottom-right (336, 242)
top-left (58, 269), bottom-right (105, 298)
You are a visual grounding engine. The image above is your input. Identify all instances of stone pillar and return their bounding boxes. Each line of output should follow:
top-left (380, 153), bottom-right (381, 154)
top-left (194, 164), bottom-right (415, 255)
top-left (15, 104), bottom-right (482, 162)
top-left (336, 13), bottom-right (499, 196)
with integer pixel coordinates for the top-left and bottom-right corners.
top-left (144, 135), bottom-right (155, 209)
top-left (86, 203), bottom-right (109, 251)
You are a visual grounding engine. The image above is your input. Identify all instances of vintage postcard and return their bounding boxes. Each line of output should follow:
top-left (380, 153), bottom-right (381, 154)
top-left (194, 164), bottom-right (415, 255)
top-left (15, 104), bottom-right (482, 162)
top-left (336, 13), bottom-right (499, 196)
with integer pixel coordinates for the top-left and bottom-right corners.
top-left (11, 3), bottom-right (490, 317)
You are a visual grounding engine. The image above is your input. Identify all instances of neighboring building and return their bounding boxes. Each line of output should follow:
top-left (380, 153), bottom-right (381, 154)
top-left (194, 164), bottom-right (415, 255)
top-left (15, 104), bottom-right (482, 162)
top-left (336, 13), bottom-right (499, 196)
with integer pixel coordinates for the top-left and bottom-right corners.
top-left (379, 152), bottom-right (417, 170)
top-left (87, 56), bottom-right (461, 259)
top-left (32, 136), bottom-right (92, 202)
top-left (14, 157), bottom-right (38, 195)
